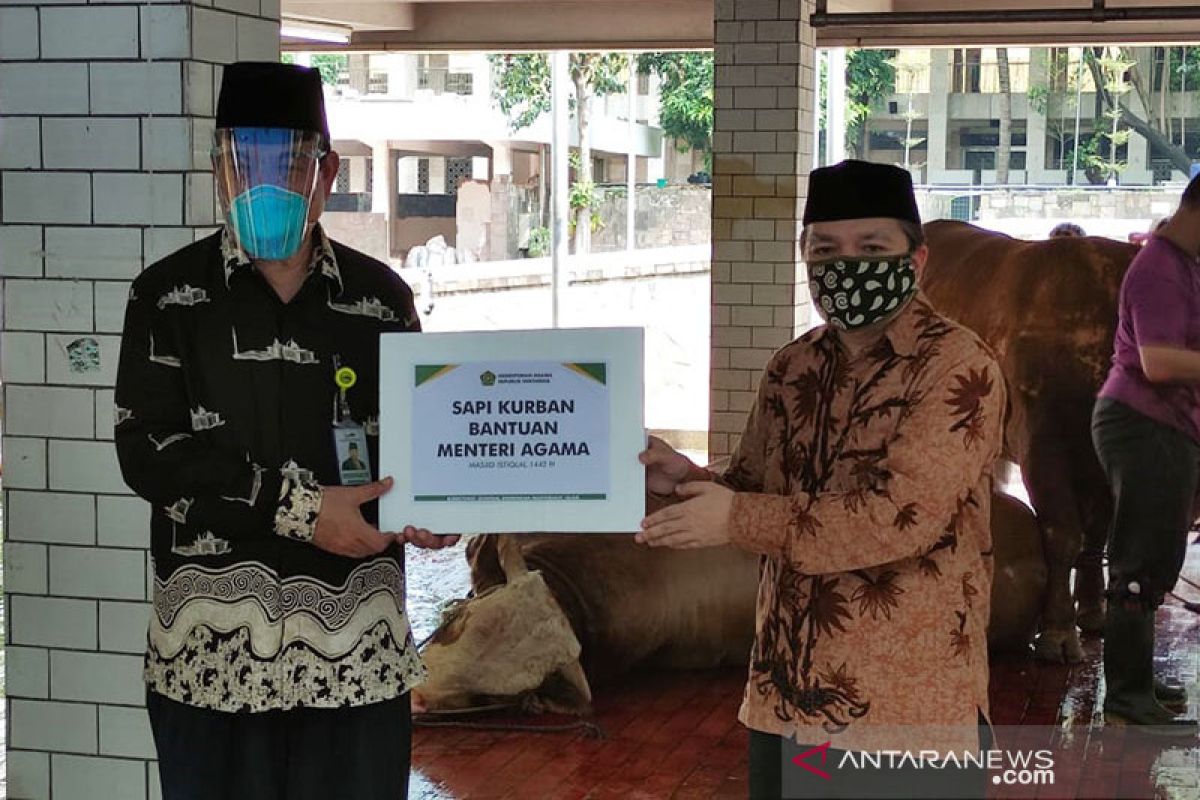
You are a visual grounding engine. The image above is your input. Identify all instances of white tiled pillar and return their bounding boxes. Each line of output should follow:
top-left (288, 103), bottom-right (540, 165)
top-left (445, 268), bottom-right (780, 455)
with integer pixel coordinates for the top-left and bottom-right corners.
top-left (709, 0), bottom-right (816, 459)
top-left (0, 4), bottom-right (280, 798)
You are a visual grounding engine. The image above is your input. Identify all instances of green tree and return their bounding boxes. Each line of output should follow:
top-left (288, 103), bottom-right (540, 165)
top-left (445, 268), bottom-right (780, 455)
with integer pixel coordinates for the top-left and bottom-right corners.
top-left (887, 54), bottom-right (926, 173)
top-left (1026, 49), bottom-right (1078, 173)
top-left (1096, 48), bottom-right (1136, 182)
top-left (489, 54), bottom-right (552, 129)
top-left (280, 53), bottom-right (347, 86)
top-left (1084, 46), bottom-right (1192, 175)
top-left (489, 53), bottom-right (627, 254)
top-left (637, 52), bottom-right (714, 162)
top-left (845, 49), bottom-right (897, 157)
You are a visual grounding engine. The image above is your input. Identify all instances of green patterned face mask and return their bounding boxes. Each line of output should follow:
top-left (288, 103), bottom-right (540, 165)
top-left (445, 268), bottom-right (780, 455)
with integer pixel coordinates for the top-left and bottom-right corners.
top-left (807, 255), bottom-right (918, 331)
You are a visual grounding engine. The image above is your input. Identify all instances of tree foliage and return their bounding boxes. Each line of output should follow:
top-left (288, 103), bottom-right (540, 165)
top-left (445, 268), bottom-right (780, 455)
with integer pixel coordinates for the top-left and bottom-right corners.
top-left (846, 49), bottom-right (897, 156)
top-left (1082, 46), bottom-right (1193, 176)
top-left (281, 53), bottom-right (347, 87)
top-left (488, 54), bottom-right (553, 130)
top-left (487, 53), bottom-right (627, 132)
top-left (489, 53), bottom-right (627, 252)
top-left (637, 52), bottom-right (714, 154)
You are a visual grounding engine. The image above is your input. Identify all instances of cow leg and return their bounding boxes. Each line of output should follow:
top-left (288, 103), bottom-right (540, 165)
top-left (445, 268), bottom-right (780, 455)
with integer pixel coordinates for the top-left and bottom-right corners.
top-left (1074, 493), bottom-right (1111, 635)
top-left (1023, 448), bottom-right (1086, 663)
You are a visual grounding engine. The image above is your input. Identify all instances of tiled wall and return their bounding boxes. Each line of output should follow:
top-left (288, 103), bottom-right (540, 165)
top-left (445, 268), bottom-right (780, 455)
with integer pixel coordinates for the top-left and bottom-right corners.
top-left (0, 3), bottom-right (279, 798)
top-left (709, 0), bottom-right (815, 459)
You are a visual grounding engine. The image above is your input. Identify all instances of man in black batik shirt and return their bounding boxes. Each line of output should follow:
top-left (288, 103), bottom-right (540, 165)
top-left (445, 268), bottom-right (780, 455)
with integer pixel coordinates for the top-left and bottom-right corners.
top-left (115, 62), bottom-right (458, 800)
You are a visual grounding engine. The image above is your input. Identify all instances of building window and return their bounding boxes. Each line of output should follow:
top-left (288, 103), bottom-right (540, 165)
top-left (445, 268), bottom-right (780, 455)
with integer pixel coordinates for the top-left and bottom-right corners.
top-left (952, 49), bottom-right (982, 93)
top-left (418, 54), bottom-right (449, 91)
top-left (445, 72), bottom-right (474, 95)
top-left (418, 54), bottom-right (471, 95)
top-left (952, 48), bottom-right (1030, 94)
top-left (367, 71), bottom-right (389, 94)
top-left (417, 159), bottom-right (430, 194)
top-left (447, 157), bottom-right (473, 195)
top-left (335, 159), bottom-right (351, 193)
top-left (1047, 48), bottom-right (1072, 91)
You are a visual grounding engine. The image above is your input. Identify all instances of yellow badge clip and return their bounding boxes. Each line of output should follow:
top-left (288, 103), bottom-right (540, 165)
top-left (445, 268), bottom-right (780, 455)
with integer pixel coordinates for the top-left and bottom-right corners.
top-left (335, 366), bottom-right (357, 390)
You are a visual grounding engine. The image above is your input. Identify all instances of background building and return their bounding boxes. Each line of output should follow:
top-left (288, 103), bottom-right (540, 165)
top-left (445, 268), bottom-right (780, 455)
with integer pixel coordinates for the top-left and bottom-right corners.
top-left (298, 52), bottom-right (706, 263)
top-left (855, 46), bottom-right (1200, 187)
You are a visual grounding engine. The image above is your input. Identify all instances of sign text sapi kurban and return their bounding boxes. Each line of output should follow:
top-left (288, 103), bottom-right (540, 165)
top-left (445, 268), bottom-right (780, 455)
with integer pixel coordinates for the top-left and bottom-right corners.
top-left (439, 397), bottom-right (590, 459)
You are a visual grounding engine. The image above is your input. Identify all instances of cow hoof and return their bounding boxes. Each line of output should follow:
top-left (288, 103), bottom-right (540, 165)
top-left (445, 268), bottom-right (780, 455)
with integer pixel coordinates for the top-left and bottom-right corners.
top-left (1034, 628), bottom-right (1085, 663)
top-left (1077, 604), bottom-right (1107, 636)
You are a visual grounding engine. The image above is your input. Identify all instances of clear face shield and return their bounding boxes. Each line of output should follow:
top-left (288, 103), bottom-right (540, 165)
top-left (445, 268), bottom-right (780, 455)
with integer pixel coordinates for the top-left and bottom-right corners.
top-left (213, 127), bottom-right (326, 261)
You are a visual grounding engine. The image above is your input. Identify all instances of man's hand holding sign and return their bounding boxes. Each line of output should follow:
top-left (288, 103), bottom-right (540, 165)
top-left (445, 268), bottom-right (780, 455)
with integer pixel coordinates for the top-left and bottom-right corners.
top-left (636, 435), bottom-right (733, 549)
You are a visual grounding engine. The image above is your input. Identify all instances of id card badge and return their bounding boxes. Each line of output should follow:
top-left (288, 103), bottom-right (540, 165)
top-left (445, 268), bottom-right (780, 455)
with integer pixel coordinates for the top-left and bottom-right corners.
top-left (332, 361), bottom-right (372, 486)
top-left (334, 423), bottom-right (372, 486)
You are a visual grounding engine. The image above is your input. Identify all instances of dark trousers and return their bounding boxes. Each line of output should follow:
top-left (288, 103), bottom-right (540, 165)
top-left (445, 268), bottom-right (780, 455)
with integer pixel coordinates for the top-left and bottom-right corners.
top-left (748, 713), bottom-right (991, 800)
top-left (1092, 397), bottom-right (1200, 608)
top-left (147, 691), bottom-right (412, 800)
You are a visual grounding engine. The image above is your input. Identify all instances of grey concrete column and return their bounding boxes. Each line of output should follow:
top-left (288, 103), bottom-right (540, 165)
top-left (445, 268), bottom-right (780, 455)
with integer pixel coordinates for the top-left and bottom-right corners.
top-left (1026, 48), bottom-right (1050, 181)
top-left (926, 49), bottom-right (950, 181)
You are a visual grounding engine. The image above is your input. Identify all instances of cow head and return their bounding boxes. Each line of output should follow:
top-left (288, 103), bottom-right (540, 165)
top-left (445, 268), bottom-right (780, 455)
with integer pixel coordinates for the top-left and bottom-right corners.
top-left (411, 535), bottom-right (593, 716)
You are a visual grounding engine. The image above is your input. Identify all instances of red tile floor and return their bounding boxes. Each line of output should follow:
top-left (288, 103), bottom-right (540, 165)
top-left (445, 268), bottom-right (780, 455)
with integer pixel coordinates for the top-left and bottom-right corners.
top-left (410, 550), bottom-right (1200, 800)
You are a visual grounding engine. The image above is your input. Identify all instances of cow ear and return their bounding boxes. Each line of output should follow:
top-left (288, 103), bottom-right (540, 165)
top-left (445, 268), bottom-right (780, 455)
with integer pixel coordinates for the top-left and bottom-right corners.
top-left (497, 534), bottom-right (529, 582)
top-left (466, 535), bottom-right (506, 590)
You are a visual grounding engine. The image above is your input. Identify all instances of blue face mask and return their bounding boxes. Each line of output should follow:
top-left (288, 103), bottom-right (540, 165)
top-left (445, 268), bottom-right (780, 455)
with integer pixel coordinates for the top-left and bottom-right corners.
top-left (227, 183), bottom-right (311, 261)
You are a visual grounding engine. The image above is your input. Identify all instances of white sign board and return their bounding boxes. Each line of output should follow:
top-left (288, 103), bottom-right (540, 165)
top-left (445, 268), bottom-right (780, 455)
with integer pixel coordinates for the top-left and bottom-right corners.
top-left (379, 327), bottom-right (645, 533)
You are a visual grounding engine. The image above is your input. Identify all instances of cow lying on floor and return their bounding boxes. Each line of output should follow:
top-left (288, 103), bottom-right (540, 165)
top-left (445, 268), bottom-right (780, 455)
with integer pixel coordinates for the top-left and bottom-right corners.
top-left (411, 491), bottom-right (1046, 715)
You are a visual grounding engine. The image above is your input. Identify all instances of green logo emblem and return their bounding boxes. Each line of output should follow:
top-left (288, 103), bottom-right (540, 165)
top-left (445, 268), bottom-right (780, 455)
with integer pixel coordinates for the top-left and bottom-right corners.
top-left (480, 370), bottom-right (497, 387)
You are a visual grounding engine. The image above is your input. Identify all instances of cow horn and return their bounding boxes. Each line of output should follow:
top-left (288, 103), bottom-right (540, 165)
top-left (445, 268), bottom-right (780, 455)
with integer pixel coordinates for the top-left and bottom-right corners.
top-left (496, 534), bottom-right (529, 582)
top-left (557, 658), bottom-right (593, 709)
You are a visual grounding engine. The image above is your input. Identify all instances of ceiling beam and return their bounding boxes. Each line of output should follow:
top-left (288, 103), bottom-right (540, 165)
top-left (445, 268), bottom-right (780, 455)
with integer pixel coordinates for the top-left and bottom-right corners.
top-left (281, 0), bottom-right (1200, 51)
top-left (814, 21), bottom-right (1200, 46)
top-left (813, 0), bottom-right (1200, 45)
top-left (284, 2), bottom-right (416, 30)
top-left (813, 3), bottom-right (1200, 28)
top-left (290, 1), bottom-right (711, 51)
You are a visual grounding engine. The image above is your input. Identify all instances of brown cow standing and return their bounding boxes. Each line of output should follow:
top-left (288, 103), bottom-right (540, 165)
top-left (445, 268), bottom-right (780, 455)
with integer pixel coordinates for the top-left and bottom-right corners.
top-left (922, 220), bottom-right (1137, 662)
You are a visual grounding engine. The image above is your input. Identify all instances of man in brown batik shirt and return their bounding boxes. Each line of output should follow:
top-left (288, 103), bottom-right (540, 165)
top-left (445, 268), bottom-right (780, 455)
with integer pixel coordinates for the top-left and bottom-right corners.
top-left (638, 160), bottom-right (1005, 799)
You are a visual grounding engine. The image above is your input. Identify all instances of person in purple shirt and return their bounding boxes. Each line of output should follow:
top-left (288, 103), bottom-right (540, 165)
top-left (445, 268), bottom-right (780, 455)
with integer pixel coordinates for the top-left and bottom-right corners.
top-left (1093, 174), bottom-right (1200, 736)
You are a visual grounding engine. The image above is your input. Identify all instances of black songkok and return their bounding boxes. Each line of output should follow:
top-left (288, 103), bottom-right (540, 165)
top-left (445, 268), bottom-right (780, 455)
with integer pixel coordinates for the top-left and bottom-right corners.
top-left (803, 160), bottom-right (921, 227)
top-left (216, 62), bottom-right (330, 143)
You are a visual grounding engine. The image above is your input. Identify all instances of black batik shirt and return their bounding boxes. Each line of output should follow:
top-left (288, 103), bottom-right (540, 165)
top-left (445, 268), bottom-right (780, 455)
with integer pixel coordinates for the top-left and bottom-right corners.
top-left (115, 226), bottom-right (427, 712)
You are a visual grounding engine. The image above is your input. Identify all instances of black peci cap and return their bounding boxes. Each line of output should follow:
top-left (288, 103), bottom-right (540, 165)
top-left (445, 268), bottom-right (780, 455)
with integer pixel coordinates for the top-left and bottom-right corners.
top-left (216, 62), bottom-right (330, 143)
top-left (802, 160), bottom-right (921, 227)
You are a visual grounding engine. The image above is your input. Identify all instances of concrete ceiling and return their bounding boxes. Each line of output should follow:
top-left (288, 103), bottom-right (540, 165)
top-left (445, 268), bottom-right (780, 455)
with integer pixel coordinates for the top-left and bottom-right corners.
top-left (280, 0), bottom-right (1200, 51)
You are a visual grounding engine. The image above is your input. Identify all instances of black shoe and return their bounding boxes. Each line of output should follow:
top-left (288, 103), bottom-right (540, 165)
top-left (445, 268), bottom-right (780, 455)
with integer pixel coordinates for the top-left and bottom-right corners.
top-left (1103, 601), bottom-right (1196, 736)
top-left (1103, 708), bottom-right (1198, 737)
top-left (1155, 677), bottom-right (1188, 710)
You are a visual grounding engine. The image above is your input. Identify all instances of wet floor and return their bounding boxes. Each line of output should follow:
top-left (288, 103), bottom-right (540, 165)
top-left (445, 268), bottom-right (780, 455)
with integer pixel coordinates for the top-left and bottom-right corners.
top-left (404, 532), bottom-right (1200, 800)
top-left (407, 542), bottom-right (474, 645)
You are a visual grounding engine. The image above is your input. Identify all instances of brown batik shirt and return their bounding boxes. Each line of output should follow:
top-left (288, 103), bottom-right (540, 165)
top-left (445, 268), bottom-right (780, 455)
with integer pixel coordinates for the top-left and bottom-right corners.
top-left (715, 293), bottom-right (1005, 754)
